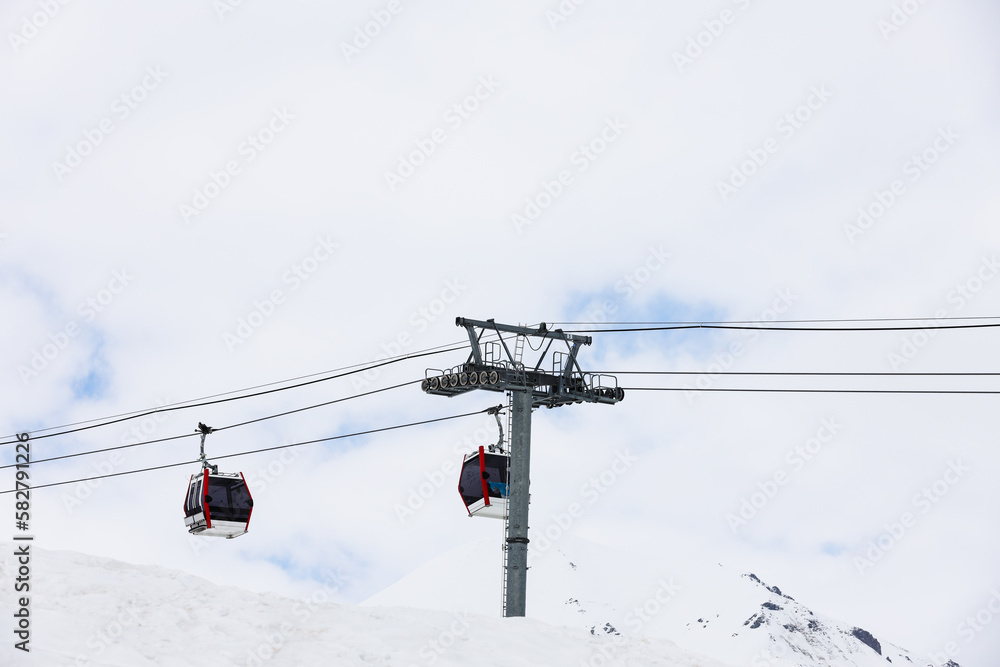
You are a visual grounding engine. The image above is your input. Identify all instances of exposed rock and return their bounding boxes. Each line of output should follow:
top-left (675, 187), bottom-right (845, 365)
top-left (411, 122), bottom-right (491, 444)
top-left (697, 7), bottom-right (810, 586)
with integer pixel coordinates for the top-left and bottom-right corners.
top-left (743, 572), bottom-right (795, 601)
top-left (851, 627), bottom-right (882, 655)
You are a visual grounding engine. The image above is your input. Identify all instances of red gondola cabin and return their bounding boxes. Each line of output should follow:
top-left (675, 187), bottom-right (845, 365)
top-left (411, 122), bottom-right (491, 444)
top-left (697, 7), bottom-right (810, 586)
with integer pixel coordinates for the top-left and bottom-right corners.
top-left (458, 446), bottom-right (509, 519)
top-left (183, 470), bottom-right (253, 538)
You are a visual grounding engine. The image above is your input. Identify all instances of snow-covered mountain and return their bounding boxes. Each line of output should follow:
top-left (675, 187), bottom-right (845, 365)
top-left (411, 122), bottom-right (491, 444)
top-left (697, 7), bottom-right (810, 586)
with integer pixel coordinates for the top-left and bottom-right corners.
top-left (0, 537), bottom-right (961, 666)
top-left (0, 541), bottom-right (731, 666)
top-left (364, 535), bottom-right (957, 667)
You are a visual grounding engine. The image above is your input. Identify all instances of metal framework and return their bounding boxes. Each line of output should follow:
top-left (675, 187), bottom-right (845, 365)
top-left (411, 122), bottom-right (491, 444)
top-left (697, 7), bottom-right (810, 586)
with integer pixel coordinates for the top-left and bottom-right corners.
top-left (421, 318), bottom-right (624, 407)
top-left (196, 422), bottom-right (218, 473)
top-left (423, 317), bottom-right (623, 617)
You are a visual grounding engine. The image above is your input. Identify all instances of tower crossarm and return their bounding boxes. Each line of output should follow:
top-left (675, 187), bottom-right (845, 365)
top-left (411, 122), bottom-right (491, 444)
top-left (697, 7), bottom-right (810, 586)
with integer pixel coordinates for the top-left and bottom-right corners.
top-left (424, 317), bottom-right (623, 408)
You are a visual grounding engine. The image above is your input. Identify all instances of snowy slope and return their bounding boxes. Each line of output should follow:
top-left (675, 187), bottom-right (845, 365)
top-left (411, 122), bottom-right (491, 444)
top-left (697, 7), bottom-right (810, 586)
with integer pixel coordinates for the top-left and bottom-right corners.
top-left (0, 541), bottom-right (732, 667)
top-left (364, 536), bottom-right (957, 667)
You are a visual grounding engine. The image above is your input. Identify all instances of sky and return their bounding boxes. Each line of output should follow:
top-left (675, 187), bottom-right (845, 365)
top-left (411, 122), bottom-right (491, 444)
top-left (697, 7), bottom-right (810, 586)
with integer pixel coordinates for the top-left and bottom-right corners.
top-left (2, 0), bottom-right (999, 665)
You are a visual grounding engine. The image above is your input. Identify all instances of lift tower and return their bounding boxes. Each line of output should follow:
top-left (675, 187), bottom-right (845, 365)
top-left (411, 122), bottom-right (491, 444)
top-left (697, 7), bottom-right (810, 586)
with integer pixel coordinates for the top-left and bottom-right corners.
top-left (422, 317), bottom-right (624, 617)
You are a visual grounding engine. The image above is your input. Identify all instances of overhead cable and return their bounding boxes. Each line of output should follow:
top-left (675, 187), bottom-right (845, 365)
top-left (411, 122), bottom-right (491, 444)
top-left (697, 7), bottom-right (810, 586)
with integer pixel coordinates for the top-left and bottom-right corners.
top-left (0, 343), bottom-right (469, 446)
top-left (0, 380), bottom-right (421, 470)
top-left (561, 323), bottom-right (1000, 333)
top-left (0, 407), bottom-right (490, 494)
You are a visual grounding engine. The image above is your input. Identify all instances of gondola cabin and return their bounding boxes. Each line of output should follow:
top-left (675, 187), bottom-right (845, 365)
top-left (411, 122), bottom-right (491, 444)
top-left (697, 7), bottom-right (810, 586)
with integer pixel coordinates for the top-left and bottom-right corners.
top-left (183, 470), bottom-right (254, 538)
top-left (458, 446), bottom-right (509, 519)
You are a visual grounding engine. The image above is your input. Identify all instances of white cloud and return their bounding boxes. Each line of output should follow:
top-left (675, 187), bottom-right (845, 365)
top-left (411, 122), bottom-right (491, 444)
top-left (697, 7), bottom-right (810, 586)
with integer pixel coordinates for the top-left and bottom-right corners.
top-left (2, 1), bottom-right (999, 664)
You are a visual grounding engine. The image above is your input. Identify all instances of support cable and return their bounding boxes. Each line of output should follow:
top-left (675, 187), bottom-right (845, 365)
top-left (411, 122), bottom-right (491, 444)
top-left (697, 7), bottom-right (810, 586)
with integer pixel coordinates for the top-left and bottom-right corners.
top-left (0, 343), bottom-right (469, 447)
top-left (0, 380), bottom-right (420, 470)
top-left (550, 315), bottom-right (1000, 327)
top-left (561, 322), bottom-right (1000, 333)
top-left (597, 371), bottom-right (1000, 377)
top-left (0, 408), bottom-right (491, 495)
top-left (623, 387), bottom-right (1000, 395)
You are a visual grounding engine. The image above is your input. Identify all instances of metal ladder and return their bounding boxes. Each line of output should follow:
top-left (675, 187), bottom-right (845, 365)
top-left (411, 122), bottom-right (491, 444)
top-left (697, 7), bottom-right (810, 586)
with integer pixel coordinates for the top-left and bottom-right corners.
top-left (513, 331), bottom-right (526, 366)
top-left (500, 393), bottom-right (513, 616)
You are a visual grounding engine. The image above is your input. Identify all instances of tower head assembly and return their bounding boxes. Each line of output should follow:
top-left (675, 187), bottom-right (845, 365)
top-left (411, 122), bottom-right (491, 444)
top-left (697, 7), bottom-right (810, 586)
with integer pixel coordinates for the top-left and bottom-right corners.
top-left (421, 317), bottom-right (623, 408)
